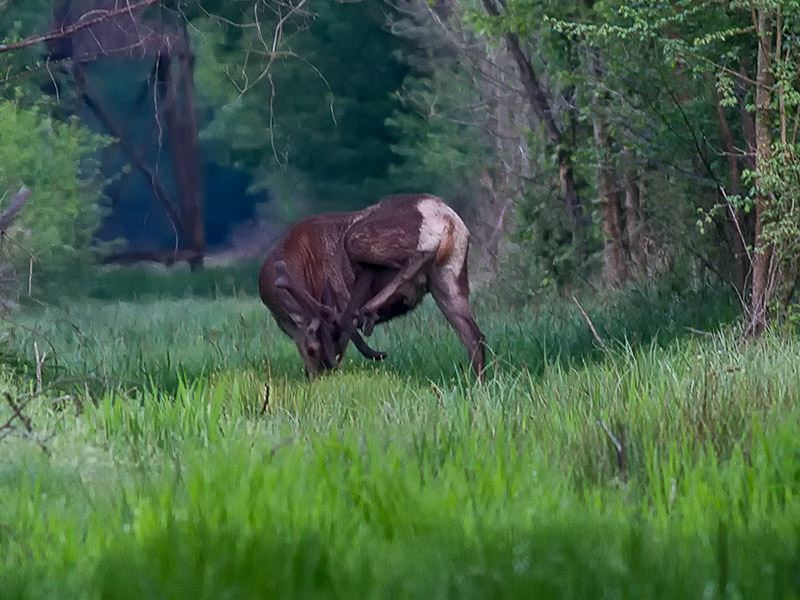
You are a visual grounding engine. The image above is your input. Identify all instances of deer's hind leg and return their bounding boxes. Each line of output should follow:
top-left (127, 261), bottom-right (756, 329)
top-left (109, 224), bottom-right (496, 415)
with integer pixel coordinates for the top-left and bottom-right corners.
top-left (344, 213), bottom-right (434, 335)
top-left (340, 267), bottom-right (388, 360)
top-left (429, 247), bottom-right (486, 382)
top-left (357, 253), bottom-right (434, 334)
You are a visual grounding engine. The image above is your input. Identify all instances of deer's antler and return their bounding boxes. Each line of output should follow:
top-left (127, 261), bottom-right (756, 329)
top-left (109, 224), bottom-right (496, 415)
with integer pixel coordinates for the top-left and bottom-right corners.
top-left (274, 261), bottom-right (386, 361)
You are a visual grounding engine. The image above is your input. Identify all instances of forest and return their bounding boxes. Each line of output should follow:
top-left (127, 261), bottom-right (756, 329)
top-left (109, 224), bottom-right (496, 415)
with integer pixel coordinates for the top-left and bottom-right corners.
top-left (1, 0), bottom-right (800, 598)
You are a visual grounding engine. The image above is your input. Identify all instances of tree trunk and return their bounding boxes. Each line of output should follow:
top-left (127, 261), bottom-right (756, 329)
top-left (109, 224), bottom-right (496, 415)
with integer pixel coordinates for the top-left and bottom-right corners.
top-left (623, 160), bottom-right (646, 276)
top-left (591, 53), bottom-right (628, 287)
top-left (479, 166), bottom-right (515, 281)
top-left (474, 49), bottom-right (522, 281)
top-left (713, 85), bottom-right (748, 298)
top-left (597, 160), bottom-right (628, 287)
top-left (749, 9), bottom-right (775, 336)
top-left (480, 0), bottom-right (586, 260)
top-left (0, 188), bottom-right (32, 232)
top-left (157, 42), bottom-right (206, 270)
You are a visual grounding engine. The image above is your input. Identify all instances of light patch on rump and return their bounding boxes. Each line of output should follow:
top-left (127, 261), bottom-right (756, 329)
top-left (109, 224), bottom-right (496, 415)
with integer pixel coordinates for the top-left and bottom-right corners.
top-left (416, 197), bottom-right (469, 282)
top-left (435, 219), bottom-right (456, 265)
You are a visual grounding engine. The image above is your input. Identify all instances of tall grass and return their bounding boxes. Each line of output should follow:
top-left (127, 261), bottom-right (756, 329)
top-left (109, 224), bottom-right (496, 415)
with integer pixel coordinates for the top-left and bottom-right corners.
top-left (34, 260), bottom-right (261, 303)
top-left (3, 275), bottom-right (739, 389)
top-left (1, 268), bottom-right (798, 599)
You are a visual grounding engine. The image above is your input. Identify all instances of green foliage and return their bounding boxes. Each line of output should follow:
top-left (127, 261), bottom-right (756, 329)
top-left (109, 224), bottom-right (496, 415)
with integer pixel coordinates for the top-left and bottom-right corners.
top-left (612, 0), bottom-right (800, 322)
top-left (0, 0), bottom-right (57, 103)
top-left (0, 103), bottom-right (109, 278)
top-left (386, 63), bottom-right (491, 203)
top-left (467, 0), bottom-right (723, 286)
top-left (0, 270), bottom-right (797, 598)
top-left (755, 144), bottom-right (800, 255)
top-left (195, 1), bottom-right (409, 218)
top-left (493, 0), bottom-right (771, 290)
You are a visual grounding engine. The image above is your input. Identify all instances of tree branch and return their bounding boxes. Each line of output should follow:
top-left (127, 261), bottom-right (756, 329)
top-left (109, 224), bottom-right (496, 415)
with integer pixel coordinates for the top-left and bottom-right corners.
top-left (0, 0), bottom-right (162, 54)
top-left (80, 86), bottom-right (183, 233)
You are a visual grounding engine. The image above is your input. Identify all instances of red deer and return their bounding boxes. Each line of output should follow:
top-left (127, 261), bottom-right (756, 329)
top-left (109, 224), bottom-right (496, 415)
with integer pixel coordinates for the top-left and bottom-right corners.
top-left (258, 194), bottom-right (486, 380)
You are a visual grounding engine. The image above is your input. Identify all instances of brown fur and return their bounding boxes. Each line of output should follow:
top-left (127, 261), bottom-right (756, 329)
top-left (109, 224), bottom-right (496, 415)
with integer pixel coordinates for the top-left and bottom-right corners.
top-left (258, 194), bottom-right (486, 380)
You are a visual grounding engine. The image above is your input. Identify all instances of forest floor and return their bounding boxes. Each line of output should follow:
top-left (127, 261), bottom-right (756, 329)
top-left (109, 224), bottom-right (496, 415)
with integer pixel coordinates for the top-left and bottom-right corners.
top-left (1, 263), bottom-right (799, 599)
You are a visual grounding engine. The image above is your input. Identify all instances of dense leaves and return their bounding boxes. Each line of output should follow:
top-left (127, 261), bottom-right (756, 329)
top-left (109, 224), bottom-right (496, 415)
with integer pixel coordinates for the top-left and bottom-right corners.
top-left (1, 0), bottom-right (800, 321)
top-left (0, 104), bottom-right (108, 276)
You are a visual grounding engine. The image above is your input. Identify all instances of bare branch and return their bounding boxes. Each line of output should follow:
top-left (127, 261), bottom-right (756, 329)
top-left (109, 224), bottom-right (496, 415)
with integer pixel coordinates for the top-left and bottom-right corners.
top-left (0, 0), bottom-right (163, 54)
top-left (81, 87), bottom-right (182, 232)
top-left (34, 341), bottom-right (45, 394)
top-left (572, 295), bottom-right (609, 353)
top-left (236, 0), bottom-right (310, 95)
top-left (0, 393), bottom-right (49, 455)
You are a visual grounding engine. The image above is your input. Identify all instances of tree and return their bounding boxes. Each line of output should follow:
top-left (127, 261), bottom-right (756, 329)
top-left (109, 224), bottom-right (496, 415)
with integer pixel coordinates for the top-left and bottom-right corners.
top-left (0, 103), bottom-right (108, 298)
top-left (49, 0), bottom-right (208, 267)
top-left (1, 0), bottom-right (211, 266)
top-left (476, 0), bottom-right (589, 263)
top-left (196, 0), bottom-right (409, 222)
top-left (549, 0), bottom-right (800, 329)
top-left (2, 0), bottom-right (311, 268)
top-left (386, 0), bottom-right (509, 279)
top-left (388, 0), bottom-right (585, 285)
top-left (746, 2), bottom-right (800, 334)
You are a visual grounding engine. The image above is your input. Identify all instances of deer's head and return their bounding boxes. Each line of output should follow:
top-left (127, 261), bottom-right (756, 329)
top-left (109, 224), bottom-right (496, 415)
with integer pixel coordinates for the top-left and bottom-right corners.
top-left (274, 261), bottom-right (384, 377)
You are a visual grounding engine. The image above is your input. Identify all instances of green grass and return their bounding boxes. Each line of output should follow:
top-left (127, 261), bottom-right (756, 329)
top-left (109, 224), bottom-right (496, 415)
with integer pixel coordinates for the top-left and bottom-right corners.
top-left (34, 260), bottom-right (261, 303)
top-left (1, 267), bottom-right (798, 599)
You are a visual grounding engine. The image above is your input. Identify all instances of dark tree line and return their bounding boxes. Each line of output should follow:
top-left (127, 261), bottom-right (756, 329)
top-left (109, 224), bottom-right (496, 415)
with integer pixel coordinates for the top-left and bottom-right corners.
top-left (2, 0), bottom-right (800, 332)
top-left (388, 0), bottom-right (800, 333)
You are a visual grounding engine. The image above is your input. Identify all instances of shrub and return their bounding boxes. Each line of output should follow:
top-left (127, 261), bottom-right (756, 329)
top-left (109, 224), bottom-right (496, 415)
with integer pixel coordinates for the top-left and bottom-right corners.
top-left (0, 103), bottom-right (108, 297)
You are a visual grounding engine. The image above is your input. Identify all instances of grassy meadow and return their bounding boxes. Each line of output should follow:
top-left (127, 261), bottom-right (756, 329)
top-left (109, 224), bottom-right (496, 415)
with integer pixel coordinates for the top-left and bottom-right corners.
top-left (1, 264), bottom-right (800, 599)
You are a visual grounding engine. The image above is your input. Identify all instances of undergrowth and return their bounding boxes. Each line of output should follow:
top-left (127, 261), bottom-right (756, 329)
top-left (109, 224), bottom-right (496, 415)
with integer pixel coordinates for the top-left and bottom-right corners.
top-left (0, 266), bottom-right (797, 599)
